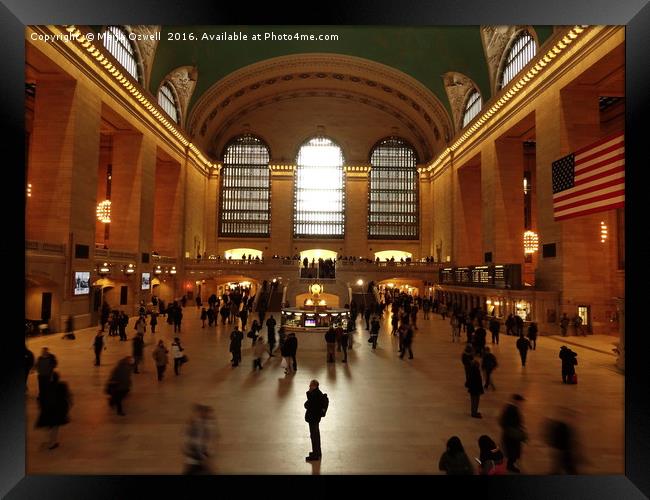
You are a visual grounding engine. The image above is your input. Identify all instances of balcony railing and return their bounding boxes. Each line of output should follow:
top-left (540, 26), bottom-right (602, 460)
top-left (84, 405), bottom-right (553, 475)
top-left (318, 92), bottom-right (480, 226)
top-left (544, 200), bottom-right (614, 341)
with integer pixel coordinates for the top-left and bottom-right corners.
top-left (25, 240), bottom-right (65, 254)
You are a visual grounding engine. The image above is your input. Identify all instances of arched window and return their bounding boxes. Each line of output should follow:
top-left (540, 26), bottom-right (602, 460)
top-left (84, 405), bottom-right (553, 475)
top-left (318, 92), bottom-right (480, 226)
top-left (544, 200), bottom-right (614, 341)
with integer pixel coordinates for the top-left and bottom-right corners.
top-left (499, 30), bottom-right (537, 89)
top-left (294, 137), bottom-right (345, 238)
top-left (102, 26), bottom-right (139, 82)
top-left (368, 137), bottom-right (418, 239)
top-left (462, 89), bottom-right (482, 128)
top-left (219, 134), bottom-right (271, 237)
top-left (158, 83), bottom-right (179, 123)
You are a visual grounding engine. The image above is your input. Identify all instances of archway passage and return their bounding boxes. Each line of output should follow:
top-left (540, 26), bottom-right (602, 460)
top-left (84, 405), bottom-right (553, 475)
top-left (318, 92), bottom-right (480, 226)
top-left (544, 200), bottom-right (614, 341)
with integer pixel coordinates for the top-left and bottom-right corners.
top-left (299, 249), bottom-right (338, 261)
top-left (374, 250), bottom-right (413, 261)
top-left (224, 248), bottom-right (263, 260)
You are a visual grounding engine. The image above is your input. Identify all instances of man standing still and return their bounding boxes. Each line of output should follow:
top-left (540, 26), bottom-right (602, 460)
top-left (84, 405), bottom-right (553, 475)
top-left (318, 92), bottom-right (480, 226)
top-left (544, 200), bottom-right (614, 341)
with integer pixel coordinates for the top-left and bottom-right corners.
top-left (304, 379), bottom-right (327, 461)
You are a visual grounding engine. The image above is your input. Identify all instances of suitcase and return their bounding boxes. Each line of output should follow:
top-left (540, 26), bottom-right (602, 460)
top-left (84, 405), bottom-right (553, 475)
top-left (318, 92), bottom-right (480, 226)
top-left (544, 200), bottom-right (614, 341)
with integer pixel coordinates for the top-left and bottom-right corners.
top-left (571, 373), bottom-right (578, 384)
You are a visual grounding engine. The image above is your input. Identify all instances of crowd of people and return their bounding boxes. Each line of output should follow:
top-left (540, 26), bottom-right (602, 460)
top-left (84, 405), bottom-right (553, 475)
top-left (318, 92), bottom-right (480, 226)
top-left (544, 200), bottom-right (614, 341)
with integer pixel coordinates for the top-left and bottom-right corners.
top-left (25, 281), bottom-right (588, 474)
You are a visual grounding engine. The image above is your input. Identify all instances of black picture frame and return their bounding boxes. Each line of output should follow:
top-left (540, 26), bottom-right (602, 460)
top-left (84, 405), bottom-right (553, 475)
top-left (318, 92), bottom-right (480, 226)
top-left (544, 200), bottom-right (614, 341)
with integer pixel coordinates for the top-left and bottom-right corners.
top-left (7, 0), bottom-right (649, 497)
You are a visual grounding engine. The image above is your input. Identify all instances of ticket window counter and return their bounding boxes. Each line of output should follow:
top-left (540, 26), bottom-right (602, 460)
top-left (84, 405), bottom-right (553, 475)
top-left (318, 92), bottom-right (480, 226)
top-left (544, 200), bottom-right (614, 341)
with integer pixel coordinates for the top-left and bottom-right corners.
top-left (578, 305), bottom-right (591, 333)
top-left (515, 301), bottom-right (532, 322)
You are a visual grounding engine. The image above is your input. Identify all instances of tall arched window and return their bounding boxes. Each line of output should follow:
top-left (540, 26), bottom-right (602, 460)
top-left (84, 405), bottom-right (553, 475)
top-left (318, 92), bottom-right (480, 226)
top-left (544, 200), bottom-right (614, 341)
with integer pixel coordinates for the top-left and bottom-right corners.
top-left (499, 30), bottom-right (537, 89)
top-left (219, 134), bottom-right (271, 237)
top-left (294, 137), bottom-right (345, 238)
top-left (102, 26), bottom-right (140, 82)
top-left (462, 89), bottom-right (482, 128)
top-left (158, 83), bottom-right (179, 123)
top-left (368, 137), bottom-right (418, 239)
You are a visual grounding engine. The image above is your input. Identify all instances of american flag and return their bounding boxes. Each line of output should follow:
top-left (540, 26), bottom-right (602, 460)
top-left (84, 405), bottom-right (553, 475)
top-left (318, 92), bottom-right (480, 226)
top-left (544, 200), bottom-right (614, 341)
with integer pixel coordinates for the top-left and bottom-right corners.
top-left (552, 133), bottom-right (624, 221)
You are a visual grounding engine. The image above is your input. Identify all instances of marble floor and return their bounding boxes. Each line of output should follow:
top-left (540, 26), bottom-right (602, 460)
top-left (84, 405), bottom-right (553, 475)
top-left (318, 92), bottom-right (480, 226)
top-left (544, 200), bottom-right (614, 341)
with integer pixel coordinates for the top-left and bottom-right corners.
top-left (25, 309), bottom-right (624, 475)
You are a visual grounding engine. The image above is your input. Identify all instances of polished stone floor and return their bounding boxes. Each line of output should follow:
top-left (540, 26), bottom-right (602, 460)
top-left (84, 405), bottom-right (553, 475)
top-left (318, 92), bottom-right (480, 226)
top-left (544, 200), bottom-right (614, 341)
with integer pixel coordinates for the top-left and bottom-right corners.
top-left (26, 309), bottom-right (624, 475)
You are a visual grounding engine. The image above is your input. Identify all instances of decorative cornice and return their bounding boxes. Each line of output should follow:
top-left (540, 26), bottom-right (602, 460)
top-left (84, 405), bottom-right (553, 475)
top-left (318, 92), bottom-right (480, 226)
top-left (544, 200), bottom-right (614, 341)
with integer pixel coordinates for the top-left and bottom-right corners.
top-left (129, 25), bottom-right (160, 89)
top-left (47, 25), bottom-right (214, 174)
top-left (442, 72), bottom-right (479, 133)
top-left (163, 65), bottom-right (198, 128)
top-left (427, 25), bottom-right (590, 176)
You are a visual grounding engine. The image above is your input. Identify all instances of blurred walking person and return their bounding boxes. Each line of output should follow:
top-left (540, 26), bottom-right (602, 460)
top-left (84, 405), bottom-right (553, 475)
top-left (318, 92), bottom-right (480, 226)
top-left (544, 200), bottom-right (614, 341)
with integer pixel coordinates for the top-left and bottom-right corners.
top-left (35, 347), bottom-right (57, 401)
top-left (466, 358), bottom-right (484, 418)
top-left (35, 371), bottom-right (71, 450)
top-left (499, 394), bottom-right (528, 473)
top-left (481, 347), bottom-right (498, 391)
top-left (152, 340), bottom-right (169, 381)
top-left (183, 404), bottom-right (214, 475)
top-left (106, 356), bottom-right (134, 416)
top-left (91, 331), bottom-right (106, 366)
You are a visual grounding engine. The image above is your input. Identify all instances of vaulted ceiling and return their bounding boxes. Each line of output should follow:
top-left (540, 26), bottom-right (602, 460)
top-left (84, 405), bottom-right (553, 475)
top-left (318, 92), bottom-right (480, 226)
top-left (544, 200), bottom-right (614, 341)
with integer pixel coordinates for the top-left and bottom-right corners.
top-left (91, 25), bottom-right (555, 162)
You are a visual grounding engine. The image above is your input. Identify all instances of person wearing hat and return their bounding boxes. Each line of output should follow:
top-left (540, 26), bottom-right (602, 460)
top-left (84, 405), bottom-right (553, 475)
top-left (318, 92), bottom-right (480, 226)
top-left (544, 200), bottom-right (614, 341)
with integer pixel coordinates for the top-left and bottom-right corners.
top-left (499, 394), bottom-right (528, 473)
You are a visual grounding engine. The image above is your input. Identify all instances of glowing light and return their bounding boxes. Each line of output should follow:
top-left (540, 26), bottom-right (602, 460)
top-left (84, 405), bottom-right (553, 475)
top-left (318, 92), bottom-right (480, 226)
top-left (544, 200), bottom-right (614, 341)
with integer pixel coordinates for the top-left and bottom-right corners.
top-left (523, 230), bottom-right (539, 254)
top-left (96, 200), bottom-right (112, 223)
top-left (600, 221), bottom-right (608, 243)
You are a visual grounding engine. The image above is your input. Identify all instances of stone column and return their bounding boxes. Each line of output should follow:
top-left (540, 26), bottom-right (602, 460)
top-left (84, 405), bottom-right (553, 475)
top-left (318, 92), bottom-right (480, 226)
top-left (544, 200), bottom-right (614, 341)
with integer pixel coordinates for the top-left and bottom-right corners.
top-left (269, 165), bottom-right (294, 257)
top-left (455, 159), bottom-right (482, 266)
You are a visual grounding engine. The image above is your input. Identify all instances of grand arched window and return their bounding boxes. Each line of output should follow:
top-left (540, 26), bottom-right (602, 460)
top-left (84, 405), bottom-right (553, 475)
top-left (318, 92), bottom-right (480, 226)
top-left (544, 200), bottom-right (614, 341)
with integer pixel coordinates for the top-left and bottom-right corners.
top-left (294, 137), bottom-right (345, 238)
top-left (102, 26), bottom-right (140, 82)
top-left (219, 135), bottom-right (271, 237)
top-left (368, 137), bottom-right (418, 239)
top-left (158, 82), bottom-right (179, 123)
top-left (462, 89), bottom-right (482, 128)
top-left (499, 30), bottom-right (537, 89)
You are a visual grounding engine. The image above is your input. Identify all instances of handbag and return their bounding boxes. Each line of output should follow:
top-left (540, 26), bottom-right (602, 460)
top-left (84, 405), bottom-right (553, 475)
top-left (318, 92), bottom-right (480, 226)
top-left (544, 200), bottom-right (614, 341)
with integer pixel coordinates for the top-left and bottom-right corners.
top-left (571, 373), bottom-right (578, 384)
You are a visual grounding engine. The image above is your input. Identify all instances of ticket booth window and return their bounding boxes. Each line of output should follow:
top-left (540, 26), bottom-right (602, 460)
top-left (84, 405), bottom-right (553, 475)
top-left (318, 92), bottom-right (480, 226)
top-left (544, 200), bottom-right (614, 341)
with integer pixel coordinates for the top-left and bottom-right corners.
top-left (578, 305), bottom-right (589, 326)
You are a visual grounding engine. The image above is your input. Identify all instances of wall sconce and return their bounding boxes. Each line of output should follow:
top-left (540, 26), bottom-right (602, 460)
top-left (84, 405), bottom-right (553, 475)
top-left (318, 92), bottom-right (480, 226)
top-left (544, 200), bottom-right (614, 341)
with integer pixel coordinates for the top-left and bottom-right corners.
top-left (125, 263), bottom-right (135, 274)
top-left (99, 262), bottom-right (110, 276)
top-left (154, 265), bottom-right (162, 275)
top-left (170, 266), bottom-right (177, 275)
top-left (27, 183), bottom-right (32, 198)
top-left (600, 221), bottom-right (608, 243)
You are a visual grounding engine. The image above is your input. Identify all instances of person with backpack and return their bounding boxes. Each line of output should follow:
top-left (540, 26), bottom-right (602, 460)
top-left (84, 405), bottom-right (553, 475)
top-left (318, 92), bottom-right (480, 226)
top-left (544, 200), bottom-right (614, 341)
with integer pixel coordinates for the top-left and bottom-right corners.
top-left (304, 379), bottom-right (328, 462)
top-left (91, 331), bottom-right (106, 366)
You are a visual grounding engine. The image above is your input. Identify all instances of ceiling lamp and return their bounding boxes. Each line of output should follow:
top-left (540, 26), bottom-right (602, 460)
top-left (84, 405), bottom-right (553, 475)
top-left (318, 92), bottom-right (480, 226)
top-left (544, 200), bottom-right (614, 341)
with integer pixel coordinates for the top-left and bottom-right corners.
top-left (96, 200), bottom-right (112, 223)
top-left (523, 230), bottom-right (539, 254)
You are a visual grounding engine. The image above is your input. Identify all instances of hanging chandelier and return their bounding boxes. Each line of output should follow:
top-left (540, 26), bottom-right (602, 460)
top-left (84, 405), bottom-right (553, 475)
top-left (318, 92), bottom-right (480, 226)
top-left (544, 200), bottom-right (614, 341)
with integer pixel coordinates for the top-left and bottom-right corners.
top-left (96, 200), bottom-right (112, 223)
top-left (523, 230), bottom-right (539, 254)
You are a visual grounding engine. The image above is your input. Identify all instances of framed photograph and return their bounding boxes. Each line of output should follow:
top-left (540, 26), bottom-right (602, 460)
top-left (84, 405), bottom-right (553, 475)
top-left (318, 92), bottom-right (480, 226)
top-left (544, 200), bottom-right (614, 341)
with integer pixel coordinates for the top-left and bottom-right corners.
top-left (141, 272), bottom-right (151, 290)
top-left (73, 271), bottom-right (90, 295)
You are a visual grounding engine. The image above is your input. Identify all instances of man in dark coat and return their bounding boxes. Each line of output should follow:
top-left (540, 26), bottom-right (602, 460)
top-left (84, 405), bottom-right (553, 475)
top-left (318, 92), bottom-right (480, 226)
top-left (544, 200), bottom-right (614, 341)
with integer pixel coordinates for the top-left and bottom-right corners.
top-left (505, 314), bottom-right (515, 336)
top-left (515, 314), bottom-right (524, 337)
top-left (466, 359), bottom-right (484, 418)
top-left (364, 307), bottom-right (372, 330)
top-left (229, 326), bottom-right (244, 367)
top-left (369, 316), bottom-right (380, 350)
top-left (266, 315), bottom-right (277, 356)
top-left (499, 394), bottom-right (527, 473)
top-left (36, 371), bottom-right (71, 449)
top-left (399, 324), bottom-right (414, 359)
top-left (489, 317), bottom-right (500, 344)
top-left (516, 333), bottom-right (532, 367)
top-left (527, 322), bottom-right (538, 350)
top-left (473, 325), bottom-right (487, 357)
top-left (304, 379), bottom-right (326, 461)
top-left (481, 347), bottom-right (498, 391)
top-left (285, 332), bottom-right (298, 372)
top-left (107, 356), bottom-right (134, 416)
top-left (461, 344), bottom-right (474, 385)
top-left (35, 347), bottom-right (58, 400)
top-left (25, 346), bottom-right (35, 389)
top-left (132, 332), bottom-right (145, 373)
top-left (559, 346), bottom-right (578, 384)
top-left (324, 327), bottom-right (336, 363)
top-left (91, 331), bottom-right (106, 366)
top-left (239, 307), bottom-right (249, 331)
